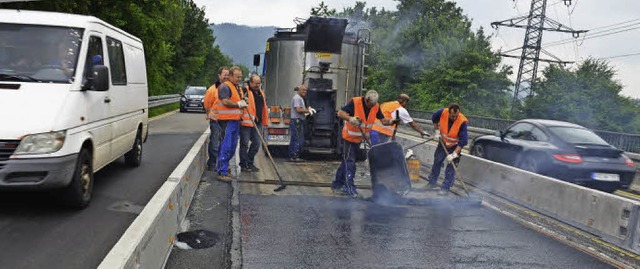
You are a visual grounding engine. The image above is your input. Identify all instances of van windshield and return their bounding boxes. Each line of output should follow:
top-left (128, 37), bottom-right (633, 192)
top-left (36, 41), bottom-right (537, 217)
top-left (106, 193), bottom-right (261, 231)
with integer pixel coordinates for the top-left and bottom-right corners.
top-left (0, 23), bottom-right (84, 84)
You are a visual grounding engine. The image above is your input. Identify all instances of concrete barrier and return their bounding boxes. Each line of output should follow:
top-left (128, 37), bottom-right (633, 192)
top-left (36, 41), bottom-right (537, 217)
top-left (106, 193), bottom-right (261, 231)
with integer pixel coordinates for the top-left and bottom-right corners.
top-left (395, 134), bottom-right (640, 254)
top-left (98, 128), bottom-right (209, 269)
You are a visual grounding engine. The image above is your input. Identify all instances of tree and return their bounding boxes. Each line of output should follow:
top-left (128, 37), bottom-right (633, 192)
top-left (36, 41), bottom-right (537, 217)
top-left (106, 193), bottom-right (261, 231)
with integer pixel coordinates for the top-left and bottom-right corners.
top-left (523, 59), bottom-right (640, 133)
top-left (336, 0), bottom-right (513, 117)
top-left (0, 0), bottom-right (231, 95)
top-left (311, 1), bottom-right (336, 17)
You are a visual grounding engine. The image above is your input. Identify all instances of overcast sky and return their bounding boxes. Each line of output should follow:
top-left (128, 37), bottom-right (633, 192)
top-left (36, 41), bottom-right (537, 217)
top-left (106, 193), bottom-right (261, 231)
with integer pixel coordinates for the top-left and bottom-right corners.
top-left (193, 0), bottom-right (640, 98)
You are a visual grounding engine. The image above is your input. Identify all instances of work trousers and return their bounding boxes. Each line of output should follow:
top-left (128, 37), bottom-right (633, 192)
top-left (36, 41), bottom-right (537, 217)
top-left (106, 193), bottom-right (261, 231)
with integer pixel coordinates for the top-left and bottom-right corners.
top-left (217, 120), bottom-right (240, 176)
top-left (427, 143), bottom-right (461, 191)
top-left (332, 140), bottom-right (360, 195)
top-left (288, 119), bottom-right (305, 159)
top-left (207, 120), bottom-right (222, 169)
top-left (239, 125), bottom-right (262, 168)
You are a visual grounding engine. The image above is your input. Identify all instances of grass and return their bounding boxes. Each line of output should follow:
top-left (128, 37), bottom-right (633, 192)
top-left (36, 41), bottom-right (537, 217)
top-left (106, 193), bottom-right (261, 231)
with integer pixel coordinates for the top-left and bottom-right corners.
top-left (148, 102), bottom-right (180, 119)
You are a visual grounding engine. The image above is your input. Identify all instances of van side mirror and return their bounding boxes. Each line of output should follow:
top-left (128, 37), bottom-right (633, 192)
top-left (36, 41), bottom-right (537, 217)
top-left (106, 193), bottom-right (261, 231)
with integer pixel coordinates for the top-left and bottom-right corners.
top-left (85, 65), bottom-right (109, 91)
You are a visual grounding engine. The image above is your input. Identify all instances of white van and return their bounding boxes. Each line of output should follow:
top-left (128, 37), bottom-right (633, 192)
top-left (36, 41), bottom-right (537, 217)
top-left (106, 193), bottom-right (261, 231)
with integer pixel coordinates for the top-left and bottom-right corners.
top-left (0, 10), bottom-right (148, 207)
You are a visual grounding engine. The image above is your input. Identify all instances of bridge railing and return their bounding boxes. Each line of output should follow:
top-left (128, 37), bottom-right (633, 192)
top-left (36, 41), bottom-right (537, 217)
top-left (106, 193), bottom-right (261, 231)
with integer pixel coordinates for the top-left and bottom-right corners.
top-left (148, 94), bottom-right (181, 108)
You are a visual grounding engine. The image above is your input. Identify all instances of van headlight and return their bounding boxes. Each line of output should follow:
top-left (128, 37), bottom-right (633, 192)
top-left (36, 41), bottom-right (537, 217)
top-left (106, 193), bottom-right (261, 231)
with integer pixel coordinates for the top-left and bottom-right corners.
top-left (15, 131), bottom-right (66, 154)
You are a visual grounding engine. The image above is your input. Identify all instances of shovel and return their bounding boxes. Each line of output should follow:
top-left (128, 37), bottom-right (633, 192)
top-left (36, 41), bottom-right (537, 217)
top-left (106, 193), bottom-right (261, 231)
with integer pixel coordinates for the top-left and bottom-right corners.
top-left (241, 103), bottom-right (286, 192)
top-left (437, 133), bottom-right (470, 197)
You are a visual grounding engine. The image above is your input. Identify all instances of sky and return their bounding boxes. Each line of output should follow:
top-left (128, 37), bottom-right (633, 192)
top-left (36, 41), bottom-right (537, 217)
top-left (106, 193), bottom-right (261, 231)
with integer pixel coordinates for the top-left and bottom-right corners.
top-left (193, 0), bottom-right (640, 98)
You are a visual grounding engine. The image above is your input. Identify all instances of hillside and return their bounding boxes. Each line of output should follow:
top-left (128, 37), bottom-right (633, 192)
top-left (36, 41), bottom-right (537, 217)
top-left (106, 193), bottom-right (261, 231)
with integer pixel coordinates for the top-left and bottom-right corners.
top-left (210, 23), bottom-right (277, 73)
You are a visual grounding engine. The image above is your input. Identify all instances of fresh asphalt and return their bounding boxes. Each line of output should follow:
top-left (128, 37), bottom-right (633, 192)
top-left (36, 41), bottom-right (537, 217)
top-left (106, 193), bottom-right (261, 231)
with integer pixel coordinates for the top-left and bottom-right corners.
top-left (0, 111), bottom-right (207, 269)
top-left (239, 195), bottom-right (612, 269)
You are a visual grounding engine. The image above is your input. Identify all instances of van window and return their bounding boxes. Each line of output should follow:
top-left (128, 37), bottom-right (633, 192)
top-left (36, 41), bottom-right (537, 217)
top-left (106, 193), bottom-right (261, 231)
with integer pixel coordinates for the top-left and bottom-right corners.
top-left (82, 36), bottom-right (104, 88)
top-left (107, 37), bottom-right (127, 85)
top-left (0, 23), bottom-right (83, 83)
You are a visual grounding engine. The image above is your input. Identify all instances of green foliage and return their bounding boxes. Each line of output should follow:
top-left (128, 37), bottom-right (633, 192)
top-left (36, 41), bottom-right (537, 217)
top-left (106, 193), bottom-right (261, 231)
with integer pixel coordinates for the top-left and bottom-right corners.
top-left (149, 102), bottom-right (180, 118)
top-left (235, 64), bottom-right (250, 79)
top-left (0, 0), bottom-right (232, 95)
top-left (311, 1), bottom-right (336, 17)
top-left (523, 59), bottom-right (640, 133)
top-left (336, 0), bottom-right (512, 118)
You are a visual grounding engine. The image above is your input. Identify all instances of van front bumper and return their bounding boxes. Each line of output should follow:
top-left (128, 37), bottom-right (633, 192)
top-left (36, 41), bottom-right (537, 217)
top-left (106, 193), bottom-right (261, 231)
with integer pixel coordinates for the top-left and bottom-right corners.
top-left (0, 154), bottom-right (77, 190)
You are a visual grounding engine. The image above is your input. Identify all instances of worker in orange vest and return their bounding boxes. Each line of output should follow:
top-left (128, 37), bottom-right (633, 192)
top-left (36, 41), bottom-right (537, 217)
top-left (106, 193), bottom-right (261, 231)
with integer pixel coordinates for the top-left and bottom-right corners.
top-left (215, 66), bottom-right (247, 182)
top-left (426, 103), bottom-right (469, 195)
top-left (370, 93), bottom-right (429, 145)
top-left (204, 66), bottom-right (229, 171)
top-left (239, 74), bottom-right (268, 172)
top-left (332, 90), bottom-right (398, 198)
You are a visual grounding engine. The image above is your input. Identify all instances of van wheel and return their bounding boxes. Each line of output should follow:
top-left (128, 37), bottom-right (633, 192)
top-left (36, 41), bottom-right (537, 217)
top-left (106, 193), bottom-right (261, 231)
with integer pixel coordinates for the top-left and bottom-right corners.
top-left (62, 148), bottom-right (93, 208)
top-left (125, 131), bottom-right (143, 167)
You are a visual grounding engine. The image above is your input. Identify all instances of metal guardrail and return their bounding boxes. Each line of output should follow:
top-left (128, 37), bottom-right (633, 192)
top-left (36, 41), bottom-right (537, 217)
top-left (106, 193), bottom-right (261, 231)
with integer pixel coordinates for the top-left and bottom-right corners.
top-left (408, 109), bottom-right (640, 154)
top-left (148, 94), bottom-right (180, 108)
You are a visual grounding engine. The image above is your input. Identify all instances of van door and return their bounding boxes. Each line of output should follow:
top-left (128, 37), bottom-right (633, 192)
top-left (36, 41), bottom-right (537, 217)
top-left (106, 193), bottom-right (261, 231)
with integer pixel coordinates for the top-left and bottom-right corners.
top-left (82, 34), bottom-right (112, 169)
top-left (105, 36), bottom-right (139, 160)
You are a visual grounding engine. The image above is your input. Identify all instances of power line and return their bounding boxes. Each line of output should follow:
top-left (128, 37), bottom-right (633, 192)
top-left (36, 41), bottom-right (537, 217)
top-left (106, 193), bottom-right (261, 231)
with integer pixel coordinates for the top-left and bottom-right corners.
top-left (545, 25), bottom-right (640, 48)
top-left (569, 0), bottom-right (578, 15)
top-left (590, 18), bottom-right (640, 31)
top-left (601, 52), bottom-right (640, 60)
top-left (566, 1), bottom-right (579, 63)
top-left (544, 21), bottom-right (640, 46)
top-left (502, 18), bottom-right (640, 52)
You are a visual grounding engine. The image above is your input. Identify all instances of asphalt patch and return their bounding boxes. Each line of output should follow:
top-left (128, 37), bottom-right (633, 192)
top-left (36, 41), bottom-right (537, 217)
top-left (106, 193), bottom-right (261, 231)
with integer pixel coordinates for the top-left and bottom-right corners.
top-left (176, 229), bottom-right (219, 249)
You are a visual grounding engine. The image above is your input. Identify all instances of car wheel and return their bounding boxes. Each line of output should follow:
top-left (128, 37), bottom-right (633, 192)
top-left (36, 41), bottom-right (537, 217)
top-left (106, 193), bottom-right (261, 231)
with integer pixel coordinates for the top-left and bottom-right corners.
top-left (62, 148), bottom-right (93, 208)
top-left (517, 154), bottom-right (540, 173)
top-left (471, 143), bottom-right (485, 158)
top-left (125, 130), bottom-right (143, 167)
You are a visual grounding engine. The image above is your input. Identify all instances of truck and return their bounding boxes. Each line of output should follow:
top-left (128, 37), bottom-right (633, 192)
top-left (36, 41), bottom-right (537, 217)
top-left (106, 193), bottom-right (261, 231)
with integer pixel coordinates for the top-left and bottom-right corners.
top-left (261, 16), bottom-right (371, 157)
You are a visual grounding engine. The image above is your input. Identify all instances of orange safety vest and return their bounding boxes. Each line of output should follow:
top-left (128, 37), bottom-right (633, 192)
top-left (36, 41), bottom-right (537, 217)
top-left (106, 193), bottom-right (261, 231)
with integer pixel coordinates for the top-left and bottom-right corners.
top-left (241, 86), bottom-right (269, 127)
top-left (215, 81), bottom-right (244, 121)
top-left (342, 97), bottom-right (379, 144)
top-left (439, 108), bottom-right (469, 148)
top-left (371, 101), bottom-right (402, 136)
top-left (204, 83), bottom-right (220, 121)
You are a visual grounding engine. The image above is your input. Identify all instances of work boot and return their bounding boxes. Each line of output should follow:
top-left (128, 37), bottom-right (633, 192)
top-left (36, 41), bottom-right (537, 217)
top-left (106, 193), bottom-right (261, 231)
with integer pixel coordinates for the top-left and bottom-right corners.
top-left (332, 188), bottom-right (349, 196)
top-left (437, 189), bottom-right (449, 196)
top-left (241, 166), bottom-right (254, 173)
top-left (426, 183), bottom-right (439, 191)
top-left (249, 164), bottom-right (260, 172)
top-left (217, 174), bottom-right (232, 183)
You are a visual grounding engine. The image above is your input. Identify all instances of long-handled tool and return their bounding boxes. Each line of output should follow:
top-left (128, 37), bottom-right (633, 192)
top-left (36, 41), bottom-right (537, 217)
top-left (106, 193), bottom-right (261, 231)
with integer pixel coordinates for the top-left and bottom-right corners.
top-left (405, 138), bottom-right (434, 151)
top-left (437, 133), bottom-right (470, 196)
top-left (241, 104), bottom-right (286, 192)
top-left (391, 110), bottom-right (400, 141)
top-left (358, 124), bottom-right (372, 177)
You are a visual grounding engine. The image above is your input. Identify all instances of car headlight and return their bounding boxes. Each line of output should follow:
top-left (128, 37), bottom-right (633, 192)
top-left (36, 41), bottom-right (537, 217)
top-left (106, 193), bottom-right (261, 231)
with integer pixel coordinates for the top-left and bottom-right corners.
top-left (15, 131), bottom-right (66, 155)
top-left (201, 98), bottom-right (204, 103)
top-left (181, 97), bottom-right (187, 102)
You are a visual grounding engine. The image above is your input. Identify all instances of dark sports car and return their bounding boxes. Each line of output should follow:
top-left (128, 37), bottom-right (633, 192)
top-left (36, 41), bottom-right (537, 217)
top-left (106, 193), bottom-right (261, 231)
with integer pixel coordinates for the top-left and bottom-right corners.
top-left (471, 119), bottom-right (636, 192)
